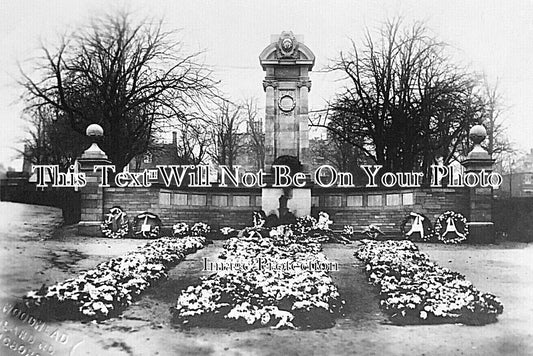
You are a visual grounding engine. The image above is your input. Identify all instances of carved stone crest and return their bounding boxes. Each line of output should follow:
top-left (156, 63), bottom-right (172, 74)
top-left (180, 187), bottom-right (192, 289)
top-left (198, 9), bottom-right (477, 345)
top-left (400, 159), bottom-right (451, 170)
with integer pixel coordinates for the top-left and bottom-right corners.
top-left (276, 31), bottom-right (299, 59)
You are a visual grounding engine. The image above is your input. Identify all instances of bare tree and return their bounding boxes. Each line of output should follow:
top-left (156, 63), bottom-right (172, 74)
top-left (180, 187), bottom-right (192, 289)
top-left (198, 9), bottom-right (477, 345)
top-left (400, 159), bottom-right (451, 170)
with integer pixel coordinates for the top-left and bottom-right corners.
top-left (316, 18), bottom-right (487, 177)
top-left (20, 105), bottom-right (87, 170)
top-left (243, 98), bottom-right (265, 170)
top-left (20, 10), bottom-right (219, 169)
top-left (480, 78), bottom-right (514, 160)
top-left (309, 116), bottom-right (370, 185)
top-left (209, 100), bottom-right (246, 169)
top-left (176, 121), bottom-right (211, 165)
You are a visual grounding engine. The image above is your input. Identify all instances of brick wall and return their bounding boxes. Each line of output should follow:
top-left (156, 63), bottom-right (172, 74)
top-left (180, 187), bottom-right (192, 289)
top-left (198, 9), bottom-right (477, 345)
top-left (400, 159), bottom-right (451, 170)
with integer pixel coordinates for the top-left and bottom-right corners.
top-left (311, 187), bottom-right (469, 234)
top-left (103, 186), bottom-right (261, 229)
top-left (100, 184), bottom-right (469, 234)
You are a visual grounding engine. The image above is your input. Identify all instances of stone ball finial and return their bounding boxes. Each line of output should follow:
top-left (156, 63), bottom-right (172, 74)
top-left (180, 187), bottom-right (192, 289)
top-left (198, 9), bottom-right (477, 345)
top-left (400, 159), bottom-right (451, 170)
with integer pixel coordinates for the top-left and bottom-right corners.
top-left (469, 124), bottom-right (487, 145)
top-left (86, 124), bottom-right (104, 137)
top-left (80, 124), bottom-right (107, 160)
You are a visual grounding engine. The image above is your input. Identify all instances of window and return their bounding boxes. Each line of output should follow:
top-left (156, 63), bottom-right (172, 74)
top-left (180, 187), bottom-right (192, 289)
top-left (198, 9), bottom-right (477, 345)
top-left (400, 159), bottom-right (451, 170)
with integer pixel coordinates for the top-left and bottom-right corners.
top-left (347, 195), bottom-right (363, 207)
top-left (523, 174), bottom-right (533, 185)
top-left (143, 153), bottom-right (153, 164)
top-left (368, 195), bottom-right (382, 206)
top-left (311, 196), bottom-right (320, 207)
top-left (255, 195), bottom-right (262, 206)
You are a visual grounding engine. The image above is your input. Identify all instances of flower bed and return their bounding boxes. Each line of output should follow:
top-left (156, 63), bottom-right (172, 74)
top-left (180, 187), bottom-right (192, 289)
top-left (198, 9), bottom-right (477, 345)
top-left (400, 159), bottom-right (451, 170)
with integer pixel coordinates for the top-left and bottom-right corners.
top-left (355, 240), bottom-right (503, 325)
top-left (171, 226), bottom-right (344, 330)
top-left (23, 235), bottom-right (207, 321)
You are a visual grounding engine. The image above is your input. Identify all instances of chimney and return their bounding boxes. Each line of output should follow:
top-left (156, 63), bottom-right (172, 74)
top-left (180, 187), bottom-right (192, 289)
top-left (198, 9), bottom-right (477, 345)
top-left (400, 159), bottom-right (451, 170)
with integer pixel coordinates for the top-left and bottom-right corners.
top-left (172, 131), bottom-right (177, 146)
top-left (22, 144), bottom-right (32, 173)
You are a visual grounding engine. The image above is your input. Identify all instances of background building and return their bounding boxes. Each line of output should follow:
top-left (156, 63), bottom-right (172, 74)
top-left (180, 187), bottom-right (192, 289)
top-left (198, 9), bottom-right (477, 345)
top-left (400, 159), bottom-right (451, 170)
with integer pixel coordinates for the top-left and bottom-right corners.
top-left (499, 172), bottom-right (533, 197)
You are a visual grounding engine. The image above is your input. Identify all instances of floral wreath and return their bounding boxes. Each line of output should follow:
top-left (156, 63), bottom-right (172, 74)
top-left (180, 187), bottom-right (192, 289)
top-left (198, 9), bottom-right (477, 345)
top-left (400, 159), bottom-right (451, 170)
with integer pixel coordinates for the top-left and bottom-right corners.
top-left (315, 212), bottom-right (333, 230)
top-left (172, 222), bottom-right (189, 238)
top-left (362, 224), bottom-right (384, 239)
top-left (342, 225), bottom-right (355, 238)
top-left (190, 222), bottom-right (211, 236)
top-left (100, 206), bottom-right (129, 239)
top-left (252, 211), bottom-right (266, 229)
top-left (132, 212), bottom-right (162, 239)
top-left (434, 211), bottom-right (469, 244)
top-left (400, 212), bottom-right (434, 242)
top-left (294, 215), bottom-right (317, 234)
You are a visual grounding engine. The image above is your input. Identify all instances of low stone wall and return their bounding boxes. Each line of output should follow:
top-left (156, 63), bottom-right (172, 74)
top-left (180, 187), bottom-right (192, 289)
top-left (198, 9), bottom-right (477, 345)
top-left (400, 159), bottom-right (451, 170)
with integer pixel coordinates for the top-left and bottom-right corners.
top-left (311, 187), bottom-right (469, 234)
top-left (97, 184), bottom-right (469, 234)
top-left (102, 185), bottom-right (262, 229)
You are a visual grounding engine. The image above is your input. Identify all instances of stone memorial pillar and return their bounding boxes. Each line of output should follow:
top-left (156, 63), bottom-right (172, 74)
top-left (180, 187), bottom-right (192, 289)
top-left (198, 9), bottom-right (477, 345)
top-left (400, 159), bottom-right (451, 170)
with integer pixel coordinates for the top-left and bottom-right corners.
top-left (77, 124), bottom-right (111, 236)
top-left (259, 31), bottom-right (315, 218)
top-left (461, 124), bottom-right (496, 243)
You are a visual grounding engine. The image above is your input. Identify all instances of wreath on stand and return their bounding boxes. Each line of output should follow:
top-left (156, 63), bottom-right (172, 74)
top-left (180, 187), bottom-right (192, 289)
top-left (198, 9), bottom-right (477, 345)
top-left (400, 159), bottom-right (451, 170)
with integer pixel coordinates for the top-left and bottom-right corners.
top-left (362, 224), bottom-right (384, 240)
top-left (100, 206), bottom-right (129, 239)
top-left (434, 211), bottom-right (469, 244)
top-left (132, 212), bottom-right (162, 239)
top-left (400, 212), bottom-right (434, 242)
top-left (252, 211), bottom-right (267, 229)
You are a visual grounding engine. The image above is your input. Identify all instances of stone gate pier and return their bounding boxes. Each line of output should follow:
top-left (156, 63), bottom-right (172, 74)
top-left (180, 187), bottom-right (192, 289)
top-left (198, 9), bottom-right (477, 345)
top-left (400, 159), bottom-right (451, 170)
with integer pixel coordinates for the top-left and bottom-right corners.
top-left (77, 124), bottom-right (110, 236)
top-left (462, 125), bottom-right (496, 243)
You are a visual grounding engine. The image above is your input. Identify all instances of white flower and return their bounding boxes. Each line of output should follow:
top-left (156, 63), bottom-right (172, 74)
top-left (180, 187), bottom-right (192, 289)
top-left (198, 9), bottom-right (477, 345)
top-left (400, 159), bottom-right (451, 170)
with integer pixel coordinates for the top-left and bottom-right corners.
top-left (355, 239), bottom-right (503, 323)
top-left (173, 224), bottom-right (343, 329)
top-left (260, 312), bottom-right (271, 325)
top-left (220, 227), bottom-right (235, 235)
top-left (24, 236), bottom-right (207, 320)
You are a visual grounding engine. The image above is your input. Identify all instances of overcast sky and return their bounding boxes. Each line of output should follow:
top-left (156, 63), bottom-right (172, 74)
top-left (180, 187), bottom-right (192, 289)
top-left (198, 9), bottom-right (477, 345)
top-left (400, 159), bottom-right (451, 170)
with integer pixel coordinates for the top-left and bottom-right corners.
top-left (1, 0), bottom-right (532, 169)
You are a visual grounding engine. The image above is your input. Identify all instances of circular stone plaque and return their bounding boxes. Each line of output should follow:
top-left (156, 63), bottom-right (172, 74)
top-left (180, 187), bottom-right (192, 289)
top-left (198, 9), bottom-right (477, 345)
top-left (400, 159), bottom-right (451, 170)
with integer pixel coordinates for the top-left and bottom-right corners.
top-left (279, 95), bottom-right (295, 112)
